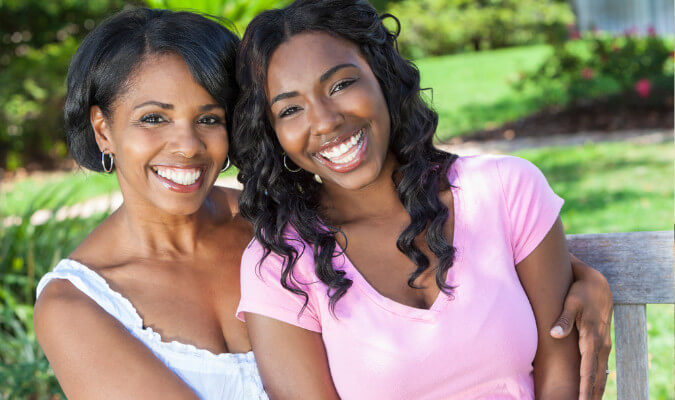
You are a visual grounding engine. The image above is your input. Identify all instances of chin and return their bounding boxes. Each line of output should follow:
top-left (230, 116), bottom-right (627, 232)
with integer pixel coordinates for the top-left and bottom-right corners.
top-left (328, 163), bottom-right (382, 191)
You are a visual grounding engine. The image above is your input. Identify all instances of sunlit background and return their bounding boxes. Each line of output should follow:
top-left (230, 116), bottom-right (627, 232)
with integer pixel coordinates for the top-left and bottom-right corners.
top-left (0, 0), bottom-right (673, 398)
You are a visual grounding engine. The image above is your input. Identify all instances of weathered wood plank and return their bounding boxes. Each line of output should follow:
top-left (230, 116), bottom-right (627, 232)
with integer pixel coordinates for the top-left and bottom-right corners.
top-left (614, 304), bottom-right (649, 400)
top-left (566, 231), bottom-right (673, 304)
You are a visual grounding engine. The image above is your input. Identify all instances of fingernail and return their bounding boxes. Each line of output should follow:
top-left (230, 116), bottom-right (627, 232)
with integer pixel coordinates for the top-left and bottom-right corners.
top-left (550, 326), bottom-right (564, 336)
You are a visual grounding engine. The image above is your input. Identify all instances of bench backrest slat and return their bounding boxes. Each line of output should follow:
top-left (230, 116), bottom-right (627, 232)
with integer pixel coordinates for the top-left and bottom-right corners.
top-left (566, 231), bottom-right (674, 304)
top-left (566, 231), bottom-right (673, 400)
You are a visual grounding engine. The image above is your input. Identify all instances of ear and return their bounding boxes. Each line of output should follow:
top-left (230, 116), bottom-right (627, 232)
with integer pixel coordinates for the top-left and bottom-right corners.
top-left (90, 106), bottom-right (114, 153)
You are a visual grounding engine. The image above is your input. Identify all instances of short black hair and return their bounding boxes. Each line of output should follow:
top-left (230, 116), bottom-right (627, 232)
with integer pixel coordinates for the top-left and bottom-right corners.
top-left (64, 7), bottom-right (240, 172)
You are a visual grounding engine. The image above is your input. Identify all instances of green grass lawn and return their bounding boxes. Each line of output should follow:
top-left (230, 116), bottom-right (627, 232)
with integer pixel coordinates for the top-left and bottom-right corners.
top-left (417, 44), bottom-right (553, 140)
top-left (517, 140), bottom-right (674, 235)
top-left (0, 171), bottom-right (119, 216)
top-left (516, 140), bottom-right (674, 400)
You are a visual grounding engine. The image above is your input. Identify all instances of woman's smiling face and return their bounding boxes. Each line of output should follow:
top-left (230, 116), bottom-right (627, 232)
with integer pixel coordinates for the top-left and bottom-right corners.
top-left (92, 52), bottom-right (229, 215)
top-left (266, 31), bottom-right (391, 191)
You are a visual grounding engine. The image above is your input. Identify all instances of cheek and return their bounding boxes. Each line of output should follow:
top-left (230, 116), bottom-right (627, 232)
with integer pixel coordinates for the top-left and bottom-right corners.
top-left (276, 123), bottom-right (308, 156)
top-left (116, 129), bottom-right (158, 172)
top-left (203, 128), bottom-right (229, 159)
top-left (346, 85), bottom-right (390, 142)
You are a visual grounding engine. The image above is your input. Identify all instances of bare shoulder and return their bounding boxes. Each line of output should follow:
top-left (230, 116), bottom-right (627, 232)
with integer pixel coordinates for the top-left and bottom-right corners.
top-left (210, 186), bottom-right (252, 245)
top-left (34, 273), bottom-right (198, 399)
top-left (34, 278), bottom-right (98, 335)
top-left (68, 211), bottom-right (125, 267)
top-left (212, 185), bottom-right (242, 215)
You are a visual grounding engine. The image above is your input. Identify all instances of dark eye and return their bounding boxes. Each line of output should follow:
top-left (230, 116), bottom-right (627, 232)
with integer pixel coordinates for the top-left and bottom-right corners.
top-left (139, 114), bottom-right (165, 124)
top-left (279, 106), bottom-right (301, 118)
top-left (330, 79), bottom-right (356, 95)
top-left (198, 115), bottom-right (223, 125)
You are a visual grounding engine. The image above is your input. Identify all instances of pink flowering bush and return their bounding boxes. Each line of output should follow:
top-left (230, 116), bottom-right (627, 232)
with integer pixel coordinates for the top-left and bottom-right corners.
top-left (515, 28), bottom-right (673, 106)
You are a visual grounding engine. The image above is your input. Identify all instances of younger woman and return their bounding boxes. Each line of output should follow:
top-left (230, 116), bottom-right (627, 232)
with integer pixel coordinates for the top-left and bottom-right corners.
top-left (233, 1), bottom-right (604, 399)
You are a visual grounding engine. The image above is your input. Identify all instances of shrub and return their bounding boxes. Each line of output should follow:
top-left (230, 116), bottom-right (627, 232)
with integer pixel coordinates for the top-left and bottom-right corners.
top-left (515, 31), bottom-right (674, 106)
top-left (387, 0), bottom-right (575, 59)
top-left (0, 0), bottom-right (141, 171)
top-left (143, 0), bottom-right (292, 33)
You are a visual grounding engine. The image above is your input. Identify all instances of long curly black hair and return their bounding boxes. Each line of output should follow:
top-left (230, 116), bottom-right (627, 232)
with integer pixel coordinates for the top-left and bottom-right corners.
top-left (232, 0), bottom-right (458, 313)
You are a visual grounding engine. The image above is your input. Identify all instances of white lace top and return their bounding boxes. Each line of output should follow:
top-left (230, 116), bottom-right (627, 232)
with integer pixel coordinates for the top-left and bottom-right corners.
top-left (36, 259), bottom-right (268, 400)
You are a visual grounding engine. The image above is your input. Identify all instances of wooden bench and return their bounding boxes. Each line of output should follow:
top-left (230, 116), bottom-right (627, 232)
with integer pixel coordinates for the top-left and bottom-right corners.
top-left (566, 231), bottom-right (674, 400)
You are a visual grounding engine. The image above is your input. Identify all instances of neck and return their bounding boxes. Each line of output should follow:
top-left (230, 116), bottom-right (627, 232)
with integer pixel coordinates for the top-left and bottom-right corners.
top-left (320, 152), bottom-right (405, 225)
top-left (113, 181), bottom-right (226, 259)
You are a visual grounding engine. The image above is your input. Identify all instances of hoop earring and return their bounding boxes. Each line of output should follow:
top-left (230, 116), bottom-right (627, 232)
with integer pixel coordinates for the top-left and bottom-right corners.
top-left (221, 156), bottom-right (231, 172)
top-left (101, 152), bottom-right (114, 173)
top-left (283, 153), bottom-right (301, 173)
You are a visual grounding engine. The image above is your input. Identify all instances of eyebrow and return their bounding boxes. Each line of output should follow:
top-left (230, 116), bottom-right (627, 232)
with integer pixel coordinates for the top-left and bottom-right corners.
top-left (269, 63), bottom-right (359, 107)
top-left (319, 63), bottom-right (357, 83)
top-left (198, 104), bottom-right (223, 112)
top-left (132, 101), bottom-right (223, 112)
top-left (133, 101), bottom-right (173, 110)
top-left (270, 91), bottom-right (300, 107)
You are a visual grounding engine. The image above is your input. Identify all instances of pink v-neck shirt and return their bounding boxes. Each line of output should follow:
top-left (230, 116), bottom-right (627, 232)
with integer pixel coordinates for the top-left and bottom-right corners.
top-left (237, 155), bottom-right (564, 399)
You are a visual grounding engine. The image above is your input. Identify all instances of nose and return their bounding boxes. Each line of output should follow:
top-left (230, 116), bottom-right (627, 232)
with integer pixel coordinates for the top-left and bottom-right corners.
top-left (167, 120), bottom-right (205, 159)
top-left (308, 97), bottom-right (343, 136)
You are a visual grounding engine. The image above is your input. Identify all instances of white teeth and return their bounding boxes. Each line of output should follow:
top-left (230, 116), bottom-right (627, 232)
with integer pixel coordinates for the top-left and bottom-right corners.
top-left (154, 167), bottom-right (202, 186)
top-left (319, 130), bottom-right (364, 161)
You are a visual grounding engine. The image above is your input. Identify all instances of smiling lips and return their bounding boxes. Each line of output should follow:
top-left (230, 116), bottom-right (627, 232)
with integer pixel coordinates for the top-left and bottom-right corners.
top-left (315, 129), bottom-right (367, 172)
top-left (151, 165), bottom-right (205, 193)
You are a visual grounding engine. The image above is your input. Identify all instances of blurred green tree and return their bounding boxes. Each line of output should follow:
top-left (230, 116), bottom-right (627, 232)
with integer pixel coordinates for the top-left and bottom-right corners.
top-left (387, 0), bottom-right (575, 59)
top-left (0, 0), bottom-right (143, 171)
top-left (143, 0), bottom-right (292, 33)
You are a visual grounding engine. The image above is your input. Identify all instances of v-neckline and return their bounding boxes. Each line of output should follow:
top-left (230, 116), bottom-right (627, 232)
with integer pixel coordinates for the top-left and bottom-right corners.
top-left (332, 161), bottom-right (464, 322)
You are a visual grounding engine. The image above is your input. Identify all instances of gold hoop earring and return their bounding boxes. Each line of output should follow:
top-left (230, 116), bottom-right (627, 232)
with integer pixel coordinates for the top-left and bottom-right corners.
top-left (283, 153), bottom-right (301, 173)
top-left (102, 152), bottom-right (114, 173)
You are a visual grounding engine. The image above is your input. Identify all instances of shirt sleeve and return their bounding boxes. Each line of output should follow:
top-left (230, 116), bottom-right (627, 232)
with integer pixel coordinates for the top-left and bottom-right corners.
top-left (236, 238), bottom-right (322, 333)
top-left (496, 156), bottom-right (564, 265)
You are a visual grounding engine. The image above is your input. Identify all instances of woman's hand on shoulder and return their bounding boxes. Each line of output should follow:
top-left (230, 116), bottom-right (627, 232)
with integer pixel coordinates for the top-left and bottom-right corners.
top-left (246, 312), bottom-right (340, 400)
top-left (34, 280), bottom-right (199, 400)
top-left (550, 254), bottom-right (613, 400)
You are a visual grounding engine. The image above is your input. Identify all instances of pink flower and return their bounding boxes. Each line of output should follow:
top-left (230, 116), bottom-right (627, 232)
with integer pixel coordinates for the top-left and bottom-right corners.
top-left (581, 68), bottom-right (594, 80)
top-left (623, 27), bottom-right (637, 37)
top-left (567, 24), bottom-right (580, 40)
top-left (647, 26), bottom-right (656, 36)
top-left (634, 79), bottom-right (652, 98)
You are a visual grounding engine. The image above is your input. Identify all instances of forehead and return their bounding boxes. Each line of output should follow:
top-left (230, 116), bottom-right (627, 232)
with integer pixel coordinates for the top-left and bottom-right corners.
top-left (121, 52), bottom-right (215, 105)
top-left (266, 31), bottom-right (367, 97)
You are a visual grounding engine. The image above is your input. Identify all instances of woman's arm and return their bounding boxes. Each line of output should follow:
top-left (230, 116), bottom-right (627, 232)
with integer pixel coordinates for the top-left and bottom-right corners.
top-left (516, 218), bottom-right (580, 399)
top-left (552, 254), bottom-right (613, 400)
top-left (34, 280), bottom-right (199, 400)
top-left (245, 312), bottom-right (340, 400)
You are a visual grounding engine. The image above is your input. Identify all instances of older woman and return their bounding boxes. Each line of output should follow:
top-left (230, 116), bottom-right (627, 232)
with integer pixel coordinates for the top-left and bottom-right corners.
top-left (33, 9), bottom-right (266, 399)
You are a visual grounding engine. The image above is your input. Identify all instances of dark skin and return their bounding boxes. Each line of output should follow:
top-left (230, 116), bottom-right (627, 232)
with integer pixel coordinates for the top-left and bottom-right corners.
top-left (33, 42), bottom-right (612, 400)
top-left (248, 31), bottom-right (582, 399)
top-left (34, 53), bottom-right (252, 399)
